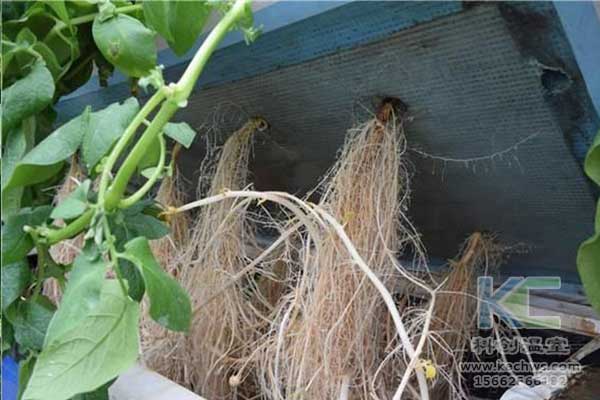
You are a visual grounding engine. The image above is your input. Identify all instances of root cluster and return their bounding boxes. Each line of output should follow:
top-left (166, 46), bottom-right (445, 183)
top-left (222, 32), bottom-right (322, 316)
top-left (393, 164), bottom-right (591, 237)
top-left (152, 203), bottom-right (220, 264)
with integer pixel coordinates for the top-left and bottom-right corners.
top-left (142, 106), bottom-right (507, 400)
top-left (143, 118), bottom-right (272, 398)
top-left (256, 104), bottom-right (425, 400)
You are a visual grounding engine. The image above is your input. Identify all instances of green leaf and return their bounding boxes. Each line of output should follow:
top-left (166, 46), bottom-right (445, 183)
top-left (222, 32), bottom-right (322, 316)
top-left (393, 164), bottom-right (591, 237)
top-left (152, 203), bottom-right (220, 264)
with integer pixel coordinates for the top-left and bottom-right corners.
top-left (108, 205), bottom-right (169, 250)
top-left (164, 122), bottom-right (197, 149)
top-left (1, 317), bottom-right (16, 353)
top-left (2, 1), bottom-right (27, 20)
top-left (585, 131), bottom-right (600, 186)
top-left (18, 355), bottom-right (36, 400)
top-left (1, 206), bottom-right (52, 264)
top-left (92, 13), bottom-right (157, 78)
top-left (44, 1), bottom-right (71, 25)
top-left (1, 117), bottom-right (36, 220)
top-left (124, 237), bottom-right (191, 331)
top-left (22, 280), bottom-right (139, 400)
top-left (32, 41), bottom-right (66, 80)
top-left (70, 380), bottom-right (114, 400)
top-left (16, 27), bottom-right (37, 45)
top-left (596, 199), bottom-right (600, 233)
top-left (140, 166), bottom-right (165, 180)
top-left (44, 244), bottom-right (106, 346)
top-left (4, 6), bottom-right (79, 77)
top-left (116, 204), bottom-right (171, 241)
top-left (578, 228), bottom-right (600, 315)
top-left (50, 180), bottom-right (91, 221)
top-left (124, 213), bottom-right (170, 240)
top-left (1, 260), bottom-right (32, 311)
top-left (81, 98), bottom-right (139, 169)
top-left (117, 259), bottom-right (145, 302)
top-left (4, 109), bottom-right (91, 190)
top-left (1, 61), bottom-right (55, 133)
top-left (142, 1), bottom-right (172, 41)
top-left (9, 297), bottom-right (55, 351)
top-left (578, 129), bottom-right (600, 315)
top-left (143, 0), bottom-right (211, 56)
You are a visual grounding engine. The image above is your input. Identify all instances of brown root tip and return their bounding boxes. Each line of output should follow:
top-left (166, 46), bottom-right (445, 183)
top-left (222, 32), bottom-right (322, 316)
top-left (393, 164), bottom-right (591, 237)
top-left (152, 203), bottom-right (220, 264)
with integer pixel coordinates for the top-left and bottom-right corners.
top-left (376, 97), bottom-right (409, 124)
top-left (171, 143), bottom-right (183, 164)
top-left (253, 117), bottom-right (269, 132)
top-left (159, 206), bottom-right (179, 221)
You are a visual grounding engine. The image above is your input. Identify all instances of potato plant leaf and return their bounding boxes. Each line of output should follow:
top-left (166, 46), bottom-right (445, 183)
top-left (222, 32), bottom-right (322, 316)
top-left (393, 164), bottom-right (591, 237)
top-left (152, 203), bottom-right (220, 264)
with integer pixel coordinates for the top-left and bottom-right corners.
top-left (578, 130), bottom-right (600, 315)
top-left (33, 39), bottom-right (70, 80)
top-left (1, 117), bottom-right (36, 219)
top-left (584, 131), bottom-right (600, 186)
top-left (18, 355), bottom-right (36, 400)
top-left (577, 221), bottom-right (600, 315)
top-left (50, 180), bottom-right (91, 221)
top-left (81, 98), bottom-right (139, 169)
top-left (70, 380), bottom-right (114, 400)
top-left (1, 260), bottom-right (32, 311)
top-left (121, 213), bottom-right (170, 241)
top-left (22, 280), bottom-right (139, 400)
top-left (8, 297), bottom-right (55, 351)
top-left (4, 108), bottom-right (91, 190)
top-left (2, 319), bottom-right (15, 353)
top-left (143, 0), bottom-right (212, 56)
top-left (44, 244), bottom-right (106, 345)
top-left (117, 259), bottom-right (145, 302)
top-left (124, 237), bottom-right (191, 331)
top-left (1, 206), bottom-right (52, 264)
top-left (44, 0), bottom-right (71, 25)
top-left (92, 14), bottom-right (157, 77)
top-left (1, 61), bottom-right (55, 133)
top-left (164, 122), bottom-right (197, 149)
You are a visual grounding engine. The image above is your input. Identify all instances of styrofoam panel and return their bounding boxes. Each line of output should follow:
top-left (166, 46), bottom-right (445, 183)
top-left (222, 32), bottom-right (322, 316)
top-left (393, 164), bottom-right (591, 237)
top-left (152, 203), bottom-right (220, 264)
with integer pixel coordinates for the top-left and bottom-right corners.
top-left (171, 3), bottom-right (598, 281)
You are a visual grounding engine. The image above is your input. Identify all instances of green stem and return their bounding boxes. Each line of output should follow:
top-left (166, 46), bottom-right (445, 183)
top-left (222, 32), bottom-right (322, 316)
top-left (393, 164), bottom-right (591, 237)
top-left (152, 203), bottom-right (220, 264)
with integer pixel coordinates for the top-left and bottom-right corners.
top-left (104, 100), bottom-right (178, 210)
top-left (70, 4), bottom-right (143, 25)
top-left (30, 0), bottom-right (253, 248)
top-left (176, 0), bottom-right (251, 101)
top-left (104, 0), bottom-right (250, 209)
top-left (119, 135), bottom-right (166, 208)
top-left (102, 217), bottom-right (128, 296)
top-left (45, 209), bottom-right (94, 245)
top-left (98, 90), bottom-right (165, 204)
top-left (32, 239), bottom-right (46, 299)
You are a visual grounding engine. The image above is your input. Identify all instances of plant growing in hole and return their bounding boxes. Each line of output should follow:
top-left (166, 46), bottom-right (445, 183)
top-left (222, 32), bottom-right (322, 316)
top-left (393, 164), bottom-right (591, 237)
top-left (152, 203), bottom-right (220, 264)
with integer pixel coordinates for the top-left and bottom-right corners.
top-left (1, 1), bottom-right (259, 399)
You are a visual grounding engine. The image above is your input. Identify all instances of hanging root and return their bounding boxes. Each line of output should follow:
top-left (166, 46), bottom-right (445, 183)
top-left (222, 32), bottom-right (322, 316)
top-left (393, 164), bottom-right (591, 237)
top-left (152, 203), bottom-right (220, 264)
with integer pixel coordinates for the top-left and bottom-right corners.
top-left (428, 232), bottom-right (501, 399)
top-left (170, 188), bottom-right (434, 400)
top-left (45, 156), bottom-right (86, 304)
top-left (143, 117), bottom-right (273, 398)
top-left (256, 101), bottom-right (431, 400)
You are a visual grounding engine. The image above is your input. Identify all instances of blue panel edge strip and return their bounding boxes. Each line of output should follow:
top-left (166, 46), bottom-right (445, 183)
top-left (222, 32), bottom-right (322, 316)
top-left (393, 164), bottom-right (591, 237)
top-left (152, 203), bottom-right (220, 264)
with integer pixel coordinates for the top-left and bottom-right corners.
top-left (57, 1), bottom-right (463, 117)
top-left (554, 1), bottom-right (600, 118)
